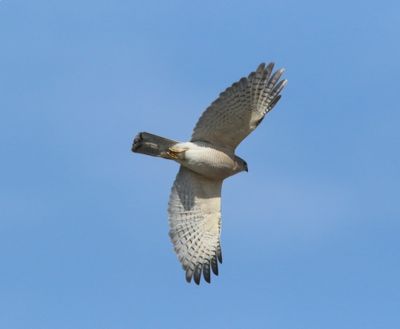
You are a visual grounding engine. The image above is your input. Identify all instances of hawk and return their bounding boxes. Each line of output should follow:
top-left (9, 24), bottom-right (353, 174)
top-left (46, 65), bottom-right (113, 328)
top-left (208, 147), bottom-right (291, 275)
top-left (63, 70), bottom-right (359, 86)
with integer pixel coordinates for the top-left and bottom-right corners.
top-left (132, 63), bottom-right (287, 284)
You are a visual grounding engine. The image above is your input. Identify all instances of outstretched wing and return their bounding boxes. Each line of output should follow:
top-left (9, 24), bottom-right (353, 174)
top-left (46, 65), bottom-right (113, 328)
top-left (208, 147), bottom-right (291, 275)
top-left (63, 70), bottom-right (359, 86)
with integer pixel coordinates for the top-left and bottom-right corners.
top-left (168, 166), bottom-right (223, 284)
top-left (191, 62), bottom-right (287, 151)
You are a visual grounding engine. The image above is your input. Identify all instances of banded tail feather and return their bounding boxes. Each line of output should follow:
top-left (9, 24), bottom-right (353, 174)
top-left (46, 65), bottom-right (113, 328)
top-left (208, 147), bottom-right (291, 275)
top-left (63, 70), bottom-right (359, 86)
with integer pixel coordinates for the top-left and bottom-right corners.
top-left (132, 132), bottom-right (177, 158)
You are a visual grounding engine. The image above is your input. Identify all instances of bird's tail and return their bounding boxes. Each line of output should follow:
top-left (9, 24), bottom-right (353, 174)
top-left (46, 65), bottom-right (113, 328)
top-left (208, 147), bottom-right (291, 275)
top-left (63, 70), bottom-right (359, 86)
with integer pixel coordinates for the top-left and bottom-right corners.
top-left (131, 132), bottom-right (178, 158)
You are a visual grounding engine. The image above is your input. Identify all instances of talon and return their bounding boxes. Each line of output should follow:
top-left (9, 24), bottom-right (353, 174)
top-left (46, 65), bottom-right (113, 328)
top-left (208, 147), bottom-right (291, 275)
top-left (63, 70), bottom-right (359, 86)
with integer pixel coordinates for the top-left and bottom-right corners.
top-left (167, 145), bottom-right (188, 159)
top-left (167, 149), bottom-right (179, 159)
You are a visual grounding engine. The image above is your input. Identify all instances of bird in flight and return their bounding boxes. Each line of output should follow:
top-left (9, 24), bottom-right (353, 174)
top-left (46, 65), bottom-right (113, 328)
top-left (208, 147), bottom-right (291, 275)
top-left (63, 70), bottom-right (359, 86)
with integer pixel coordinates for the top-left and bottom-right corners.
top-left (132, 63), bottom-right (287, 284)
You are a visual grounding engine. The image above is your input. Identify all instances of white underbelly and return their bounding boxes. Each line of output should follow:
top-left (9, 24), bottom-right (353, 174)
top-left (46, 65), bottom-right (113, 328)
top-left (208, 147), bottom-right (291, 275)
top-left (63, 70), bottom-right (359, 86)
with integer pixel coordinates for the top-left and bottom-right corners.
top-left (179, 145), bottom-right (236, 180)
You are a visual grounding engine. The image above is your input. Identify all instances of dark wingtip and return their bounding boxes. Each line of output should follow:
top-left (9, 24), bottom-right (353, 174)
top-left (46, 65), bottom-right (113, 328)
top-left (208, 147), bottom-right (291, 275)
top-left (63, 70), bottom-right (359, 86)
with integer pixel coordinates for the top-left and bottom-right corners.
top-left (193, 265), bottom-right (202, 285)
top-left (211, 256), bottom-right (219, 275)
top-left (185, 258), bottom-right (220, 284)
top-left (256, 63), bottom-right (266, 72)
top-left (265, 62), bottom-right (275, 77)
top-left (203, 263), bottom-right (211, 283)
top-left (185, 269), bottom-right (193, 283)
top-left (217, 246), bottom-right (223, 264)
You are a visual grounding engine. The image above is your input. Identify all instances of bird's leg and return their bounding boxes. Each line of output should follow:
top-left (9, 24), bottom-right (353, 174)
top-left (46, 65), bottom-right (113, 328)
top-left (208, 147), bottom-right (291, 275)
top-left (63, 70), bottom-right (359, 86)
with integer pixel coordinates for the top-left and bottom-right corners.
top-left (166, 145), bottom-right (188, 160)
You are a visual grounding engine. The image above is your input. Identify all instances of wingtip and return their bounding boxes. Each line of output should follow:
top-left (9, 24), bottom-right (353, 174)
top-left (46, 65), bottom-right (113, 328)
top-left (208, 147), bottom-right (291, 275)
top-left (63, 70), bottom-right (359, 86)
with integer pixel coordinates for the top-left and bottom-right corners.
top-left (256, 63), bottom-right (266, 72)
top-left (185, 268), bottom-right (193, 283)
top-left (280, 79), bottom-right (288, 91)
top-left (193, 264), bottom-right (202, 285)
top-left (203, 263), bottom-right (211, 283)
top-left (266, 62), bottom-right (275, 71)
top-left (211, 256), bottom-right (219, 275)
top-left (217, 246), bottom-right (223, 264)
top-left (184, 259), bottom-right (220, 285)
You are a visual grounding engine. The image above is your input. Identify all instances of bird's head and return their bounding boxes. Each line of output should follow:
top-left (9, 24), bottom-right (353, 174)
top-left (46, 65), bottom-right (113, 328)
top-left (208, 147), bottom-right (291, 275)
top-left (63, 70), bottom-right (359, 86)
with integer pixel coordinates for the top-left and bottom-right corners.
top-left (234, 156), bottom-right (248, 173)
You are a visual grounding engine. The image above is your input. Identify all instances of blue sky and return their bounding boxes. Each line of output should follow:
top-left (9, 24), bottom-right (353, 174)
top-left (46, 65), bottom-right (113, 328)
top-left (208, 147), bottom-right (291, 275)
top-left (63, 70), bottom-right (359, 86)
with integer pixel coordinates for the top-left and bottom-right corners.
top-left (1, 0), bottom-right (399, 328)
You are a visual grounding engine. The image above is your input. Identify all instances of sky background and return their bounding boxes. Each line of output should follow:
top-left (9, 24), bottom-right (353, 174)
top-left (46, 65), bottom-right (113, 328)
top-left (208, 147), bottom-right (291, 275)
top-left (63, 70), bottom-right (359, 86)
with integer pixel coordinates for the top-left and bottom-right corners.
top-left (1, 0), bottom-right (399, 328)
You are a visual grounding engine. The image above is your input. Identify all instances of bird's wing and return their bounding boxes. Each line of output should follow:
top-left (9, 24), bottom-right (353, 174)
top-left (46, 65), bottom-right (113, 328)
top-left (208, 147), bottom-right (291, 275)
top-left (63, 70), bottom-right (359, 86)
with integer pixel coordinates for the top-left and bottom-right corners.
top-left (168, 166), bottom-right (223, 284)
top-left (191, 63), bottom-right (287, 151)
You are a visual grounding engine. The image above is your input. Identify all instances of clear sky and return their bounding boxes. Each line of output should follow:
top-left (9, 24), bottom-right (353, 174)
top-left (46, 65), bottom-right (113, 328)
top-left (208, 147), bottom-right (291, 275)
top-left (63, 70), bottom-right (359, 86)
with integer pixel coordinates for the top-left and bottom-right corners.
top-left (1, 0), bottom-right (399, 328)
